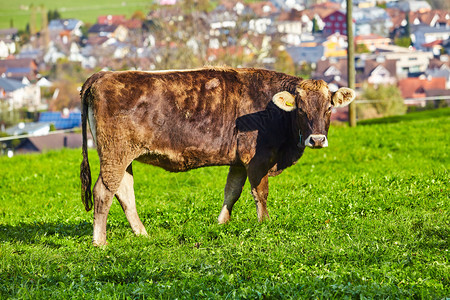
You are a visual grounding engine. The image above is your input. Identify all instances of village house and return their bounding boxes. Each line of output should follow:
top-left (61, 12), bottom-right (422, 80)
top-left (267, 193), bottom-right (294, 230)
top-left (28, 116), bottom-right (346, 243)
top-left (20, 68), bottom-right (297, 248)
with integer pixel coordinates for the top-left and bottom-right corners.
top-left (399, 76), bottom-right (446, 106)
top-left (48, 19), bottom-right (83, 44)
top-left (411, 24), bottom-right (450, 51)
top-left (0, 77), bottom-right (41, 111)
top-left (286, 32), bottom-right (347, 64)
top-left (374, 44), bottom-right (433, 78)
top-left (0, 58), bottom-right (39, 81)
top-left (353, 7), bottom-right (392, 37)
top-left (355, 34), bottom-right (392, 52)
top-left (360, 57), bottom-right (398, 86)
top-left (275, 9), bottom-right (321, 46)
top-left (247, 1), bottom-right (278, 34)
top-left (312, 57), bottom-right (348, 87)
top-left (426, 56), bottom-right (450, 88)
top-left (394, 0), bottom-right (432, 13)
top-left (322, 10), bottom-right (347, 36)
top-left (0, 39), bottom-right (16, 58)
top-left (88, 24), bottom-right (129, 42)
top-left (0, 28), bottom-right (19, 58)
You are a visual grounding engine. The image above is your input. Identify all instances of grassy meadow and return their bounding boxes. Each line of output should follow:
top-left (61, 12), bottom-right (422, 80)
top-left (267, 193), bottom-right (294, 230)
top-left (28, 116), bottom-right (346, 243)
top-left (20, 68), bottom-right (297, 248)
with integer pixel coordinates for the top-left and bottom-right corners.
top-left (0, 0), bottom-right (153, 31)
top-left (0, 108), bottom-right (449, 298)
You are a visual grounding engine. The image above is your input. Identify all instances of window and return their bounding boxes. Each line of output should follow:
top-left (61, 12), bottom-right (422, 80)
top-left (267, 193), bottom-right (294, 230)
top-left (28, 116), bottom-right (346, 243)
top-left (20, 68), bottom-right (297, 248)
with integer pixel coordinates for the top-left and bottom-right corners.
top-left (330, 16), bottom-right (335, 21)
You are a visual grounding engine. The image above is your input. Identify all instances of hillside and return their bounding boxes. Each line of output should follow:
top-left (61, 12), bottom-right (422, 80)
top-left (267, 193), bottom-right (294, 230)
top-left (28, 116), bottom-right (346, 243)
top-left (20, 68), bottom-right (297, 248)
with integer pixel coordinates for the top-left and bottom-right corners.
top-left (0, 0), bottom-right (152, 31)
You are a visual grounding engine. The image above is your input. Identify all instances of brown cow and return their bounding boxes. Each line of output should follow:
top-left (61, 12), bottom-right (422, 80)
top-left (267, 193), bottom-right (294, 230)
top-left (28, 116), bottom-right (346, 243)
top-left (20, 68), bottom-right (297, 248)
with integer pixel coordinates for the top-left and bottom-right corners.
top-left (80, 67), bottom-right (354, 246)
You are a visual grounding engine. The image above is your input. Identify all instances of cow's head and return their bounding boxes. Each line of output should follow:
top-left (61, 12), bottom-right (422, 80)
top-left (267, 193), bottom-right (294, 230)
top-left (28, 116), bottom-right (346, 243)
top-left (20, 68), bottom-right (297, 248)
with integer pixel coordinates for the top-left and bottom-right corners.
top-left (273, 79), bottom-right (355, 148)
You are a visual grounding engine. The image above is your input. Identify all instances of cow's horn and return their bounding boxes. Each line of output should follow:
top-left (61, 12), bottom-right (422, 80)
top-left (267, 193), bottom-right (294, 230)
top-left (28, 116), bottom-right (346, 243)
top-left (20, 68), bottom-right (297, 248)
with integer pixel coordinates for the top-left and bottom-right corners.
top-left (273, 91), bottom-right (296, 112)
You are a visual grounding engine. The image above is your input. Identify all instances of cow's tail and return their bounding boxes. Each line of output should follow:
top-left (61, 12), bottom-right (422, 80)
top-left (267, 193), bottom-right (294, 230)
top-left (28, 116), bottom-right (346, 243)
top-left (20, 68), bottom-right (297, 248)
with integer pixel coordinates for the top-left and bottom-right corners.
top-left (80, 79), bottom-right (94, 212)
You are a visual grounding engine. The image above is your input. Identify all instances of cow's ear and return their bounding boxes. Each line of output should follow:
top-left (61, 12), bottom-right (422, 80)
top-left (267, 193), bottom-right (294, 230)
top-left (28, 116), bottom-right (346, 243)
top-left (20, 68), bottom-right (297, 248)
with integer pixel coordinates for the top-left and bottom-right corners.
top-left (331, 87), bottom-right (355, 107)
top-left (272, 91), bottom-right (296, 112)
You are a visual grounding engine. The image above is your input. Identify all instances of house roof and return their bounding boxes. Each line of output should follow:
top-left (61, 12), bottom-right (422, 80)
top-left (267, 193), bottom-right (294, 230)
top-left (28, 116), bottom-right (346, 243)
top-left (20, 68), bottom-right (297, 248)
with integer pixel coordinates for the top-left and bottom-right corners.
top-left (15, 133), bottom-right (85, 153)
top-left (276, 9), bottom-right (306, 22)
top-left (412, 24), bottom-right (450, 34)
top-left (38, 112), bottom-right (81, 130)
top-left (425, 89), bottom-right (450, 97)
top-left (398, 77), bottom-right (446, 98)
top-left (98, 15), bottom-right (126, 25)
top-left (5, 122), bottom-right (51, 136)
top-left (355, 34), bottom-right (391, 43)
top-left (422, 40), bottom-right (443, 48)
top-left (309, 2), bottom-right (341, 10)
top-left (0, 58), bottom-right (36, 70)
top-left (0, 28), bottom-right (18, 39)
top-left (321, 9), bottom-right (345, 20)
top-left (48, 19), bottom-right (82, 31)
top-left (397, 0), bottom-right (431, 13)
top-left (122, 19), bottom-right (143, 30)
top-left (428, 57), bottom-right (450, 69)
top-left (363, 58), bottom-right (397, 78)
top-left (314, 58), bottom-right (348, 82)
top-left (0, 77), bottom-right (25, 92)
top-left (88, 24), bottom-right (118, 34)
top-left (387, 8), bottom-right (450, 31)
top-left (247, 1), bottom-right (278, 17)
top-left (86, 36), bottom-right (110, 46)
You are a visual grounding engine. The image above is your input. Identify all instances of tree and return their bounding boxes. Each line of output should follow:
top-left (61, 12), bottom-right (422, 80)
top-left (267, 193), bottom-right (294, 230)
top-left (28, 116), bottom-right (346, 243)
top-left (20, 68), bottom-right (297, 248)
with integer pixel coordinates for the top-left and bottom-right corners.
top-left (47, 9), bottom-right (61, 22)
top-left (29, 5), bottom-right (37, 36)
top-left (394, 36), bottom-right (411, 48)
top-left (355, 43), bottom-right (370, 53)
top-left (312, 17), bottom-right (320, 33)
top-left (49, 79), bottom-right (82, 111)
top-left (273, 50), bottom-right (295, 75)
top-left (357, 84), bottom-right (406, 120)
top-left (404, 11), bottom-right (411, 38)
top-left (131, 10), bottom-right (146, 20)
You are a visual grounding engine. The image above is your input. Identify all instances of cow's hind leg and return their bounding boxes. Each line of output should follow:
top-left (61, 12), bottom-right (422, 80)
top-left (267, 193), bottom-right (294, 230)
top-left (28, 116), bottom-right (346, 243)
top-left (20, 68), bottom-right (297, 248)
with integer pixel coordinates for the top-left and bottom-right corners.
top-left (115, 164), bottom-right (148, 237)
top-left (92, 158), bottom-right (131, 246)
top-left (218, 165), bottom-right (247, 224)
top-left (92, 173), bottom-right (116, 246)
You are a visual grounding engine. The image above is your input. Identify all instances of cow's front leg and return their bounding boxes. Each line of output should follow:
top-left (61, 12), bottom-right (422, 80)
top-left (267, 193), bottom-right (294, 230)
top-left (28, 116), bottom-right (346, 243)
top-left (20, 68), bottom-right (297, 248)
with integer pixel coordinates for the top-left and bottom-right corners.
top-left (247, 166), bottom-right (270, 222)
top-left (218, 165), bottom-right (247, 224)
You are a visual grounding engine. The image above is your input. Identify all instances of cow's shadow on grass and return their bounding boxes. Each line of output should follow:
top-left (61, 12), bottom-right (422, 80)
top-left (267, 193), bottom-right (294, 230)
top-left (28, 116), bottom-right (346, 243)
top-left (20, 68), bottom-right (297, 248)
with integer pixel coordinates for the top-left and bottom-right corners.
top-left (0, 221), bottom-right (92, 245)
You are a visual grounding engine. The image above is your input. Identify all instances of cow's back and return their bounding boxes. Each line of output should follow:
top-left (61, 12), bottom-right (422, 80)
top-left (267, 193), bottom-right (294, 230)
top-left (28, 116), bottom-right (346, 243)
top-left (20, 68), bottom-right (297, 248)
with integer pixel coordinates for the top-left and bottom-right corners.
top-left (88, 68), bottom-right (275, 171)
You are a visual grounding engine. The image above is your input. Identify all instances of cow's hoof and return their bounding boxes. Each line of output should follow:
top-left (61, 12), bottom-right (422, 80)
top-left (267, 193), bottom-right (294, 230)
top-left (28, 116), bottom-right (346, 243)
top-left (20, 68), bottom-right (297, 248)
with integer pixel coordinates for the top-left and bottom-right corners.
top-left (133, 227), bottom-right (149, 237)
top-left (92, 240), bottom-right (108, 247)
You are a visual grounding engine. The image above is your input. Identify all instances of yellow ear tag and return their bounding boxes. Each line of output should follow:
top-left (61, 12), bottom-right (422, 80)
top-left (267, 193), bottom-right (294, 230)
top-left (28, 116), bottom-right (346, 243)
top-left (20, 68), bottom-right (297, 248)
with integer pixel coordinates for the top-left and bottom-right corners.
top-left (285, 101), bottom-right (294, 107)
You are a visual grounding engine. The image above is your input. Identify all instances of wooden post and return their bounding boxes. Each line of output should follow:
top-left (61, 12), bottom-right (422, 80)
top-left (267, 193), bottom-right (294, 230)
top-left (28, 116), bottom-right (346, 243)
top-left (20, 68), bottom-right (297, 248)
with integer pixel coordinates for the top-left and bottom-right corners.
top-left (347, 0), bottom-right (356, 127)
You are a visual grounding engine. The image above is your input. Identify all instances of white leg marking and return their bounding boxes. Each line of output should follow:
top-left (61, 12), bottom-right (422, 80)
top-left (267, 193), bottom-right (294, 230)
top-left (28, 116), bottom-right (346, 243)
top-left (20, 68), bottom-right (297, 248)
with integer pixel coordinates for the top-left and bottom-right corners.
top-left (218, 205), bottom-right (231, 224)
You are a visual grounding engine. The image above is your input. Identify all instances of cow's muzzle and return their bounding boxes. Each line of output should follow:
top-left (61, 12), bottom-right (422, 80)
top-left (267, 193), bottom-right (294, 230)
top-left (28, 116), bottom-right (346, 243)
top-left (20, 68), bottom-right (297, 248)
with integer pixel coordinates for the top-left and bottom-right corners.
top-left (305, 134), bottom-right (328, 148)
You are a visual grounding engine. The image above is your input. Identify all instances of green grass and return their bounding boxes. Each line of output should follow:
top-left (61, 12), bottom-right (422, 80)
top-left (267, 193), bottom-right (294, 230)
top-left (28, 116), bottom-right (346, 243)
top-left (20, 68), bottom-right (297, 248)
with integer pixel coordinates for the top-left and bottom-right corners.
top-left (0, 108), bottom-right (449, 298)
top-left (0, 0), bottom-right (153, 31)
